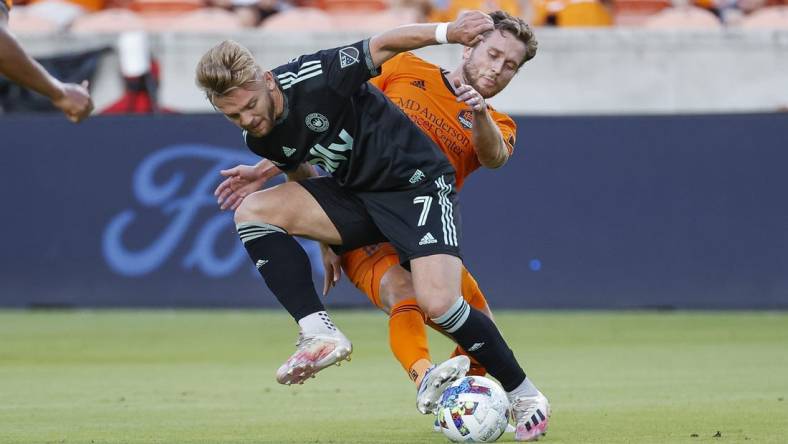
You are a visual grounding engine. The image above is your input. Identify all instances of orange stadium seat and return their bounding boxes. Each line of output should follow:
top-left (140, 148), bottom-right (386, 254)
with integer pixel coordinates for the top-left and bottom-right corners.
top-left (556, 0), bottom-right (613, 26)
top-left (317, 0), bottom-right (388, 11)
top-left (739, 5), bottom-right (788, 27)
top-left (613, 0), bottom-right (671, 25)
top-left (70, 8), bottom-right (146, 32)
top-left (168, 7), bottom-right (243, 30)
top-left (128, 0), bottom-right (203, 14)
top-left (259, 7), bottom-right (336, 30)
top-left (643, 5), bottom-right (722, 27)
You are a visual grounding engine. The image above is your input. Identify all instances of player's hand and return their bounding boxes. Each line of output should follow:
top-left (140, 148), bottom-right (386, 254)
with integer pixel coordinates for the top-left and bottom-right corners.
top-left (214, 160), bottom-right (281, 210)
top-left (447, 11), bottom-right (494, 47)
top-left (453, 78), bottom-right (487, 112)
top-left (320, 243), bottom-right (342, 296)
top-left (52, 80), bottom-right (93, 123)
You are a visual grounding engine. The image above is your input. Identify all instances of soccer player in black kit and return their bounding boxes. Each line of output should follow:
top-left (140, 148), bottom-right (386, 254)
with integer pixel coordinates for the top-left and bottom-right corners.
top-left (196, 11), bottom-right (549, 440)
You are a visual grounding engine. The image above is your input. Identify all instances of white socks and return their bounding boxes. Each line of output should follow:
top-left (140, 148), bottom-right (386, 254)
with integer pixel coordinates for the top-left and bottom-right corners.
top-left (298, 311), bottom-right (339, 335)
top-left (507, 376), bottom-right (540, 401)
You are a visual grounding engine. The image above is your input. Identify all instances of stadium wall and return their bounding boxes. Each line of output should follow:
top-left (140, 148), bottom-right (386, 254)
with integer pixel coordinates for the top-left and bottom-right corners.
top-left (16, 29), bottom-right (788, 115)
top-left (1, 113), bottom-right (786, 309)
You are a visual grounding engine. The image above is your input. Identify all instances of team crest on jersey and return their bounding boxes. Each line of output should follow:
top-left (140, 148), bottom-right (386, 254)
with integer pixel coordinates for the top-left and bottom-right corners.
top-left (305, 113), bottom-right (329, 132)
top-left (339, 47), bottom-right (360, 69)
top-left (457, 110), bottom-right (474, 129)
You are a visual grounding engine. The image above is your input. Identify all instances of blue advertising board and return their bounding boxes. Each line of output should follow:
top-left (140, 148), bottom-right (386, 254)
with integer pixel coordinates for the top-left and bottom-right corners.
top-left (0, 113), bottom-right (786, 309)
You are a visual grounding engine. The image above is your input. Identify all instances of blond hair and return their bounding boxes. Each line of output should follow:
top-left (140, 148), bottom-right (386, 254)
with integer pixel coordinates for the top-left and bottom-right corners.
top-left (489, 11), bottom-right (538, 66)
top-left (195, 40), bottom-right (262, 103)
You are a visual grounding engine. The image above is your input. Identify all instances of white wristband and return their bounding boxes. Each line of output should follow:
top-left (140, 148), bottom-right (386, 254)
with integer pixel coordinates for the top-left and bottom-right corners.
top-left (435, 22), bottom-right (449, 45)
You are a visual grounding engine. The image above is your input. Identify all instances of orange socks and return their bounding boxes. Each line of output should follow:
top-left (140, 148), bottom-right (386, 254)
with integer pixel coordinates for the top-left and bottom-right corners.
top-left (389, 298), bottom-right (432, 385)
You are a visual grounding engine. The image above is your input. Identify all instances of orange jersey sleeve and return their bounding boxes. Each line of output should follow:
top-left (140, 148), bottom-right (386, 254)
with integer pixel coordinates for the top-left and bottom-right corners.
top-left (370, 52), bottom-right (517, 190)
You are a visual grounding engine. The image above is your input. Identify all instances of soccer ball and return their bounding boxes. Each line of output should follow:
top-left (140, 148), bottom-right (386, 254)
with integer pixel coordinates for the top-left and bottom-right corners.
top-left (435, 376), bottom-right (510, 442)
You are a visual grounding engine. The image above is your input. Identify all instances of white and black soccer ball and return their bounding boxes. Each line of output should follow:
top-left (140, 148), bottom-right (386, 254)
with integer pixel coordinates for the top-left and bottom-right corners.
top-left (435, 376), bottom-right (510, 442)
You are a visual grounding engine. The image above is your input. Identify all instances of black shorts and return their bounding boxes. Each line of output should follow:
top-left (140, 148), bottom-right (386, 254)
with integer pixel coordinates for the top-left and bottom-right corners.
top-left (298, 175), bottom-right (462, 264)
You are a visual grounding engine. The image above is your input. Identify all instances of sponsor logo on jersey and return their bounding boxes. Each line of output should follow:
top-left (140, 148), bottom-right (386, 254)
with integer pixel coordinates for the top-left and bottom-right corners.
top-left (339, 46), bottom-right (360, 69)
top-left (305, 113), bottom-right (329, 132)
top-left (410, 79), bottom-right (426, 90)
top-left (457, 110), bottom-right (474, 130)
top-left (308, 129), bottom-right (353, 173)
top-left (419, 232), bottom-right (438, 245)
top-left (282, 146), bottom-right (296, 157)
top-left (409, 169), bottom-right (425, 184)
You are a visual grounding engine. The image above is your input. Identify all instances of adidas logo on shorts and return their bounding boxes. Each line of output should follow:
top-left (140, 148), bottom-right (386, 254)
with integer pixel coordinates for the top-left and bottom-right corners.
top-left (419, 232), bottom-right (437, 246)
top-left (409, 169), bottom-right (425, 184)
top-left (256, 259), bottom-right (269, 269)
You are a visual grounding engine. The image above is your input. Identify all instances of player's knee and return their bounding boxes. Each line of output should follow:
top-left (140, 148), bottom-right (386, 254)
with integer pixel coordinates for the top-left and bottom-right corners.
top-left (234, 192), bottom-right (286, 228)
top-left (418, 295), bottom-right (457, 319)
top-left (379, 267), bottom-right (415, 313)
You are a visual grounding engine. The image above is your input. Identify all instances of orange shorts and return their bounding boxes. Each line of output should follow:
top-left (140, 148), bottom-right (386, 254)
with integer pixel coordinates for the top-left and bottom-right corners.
top-left (341, 243), bottom-right (400, 309)
top-left (341, 243), bottom-right (488, 311)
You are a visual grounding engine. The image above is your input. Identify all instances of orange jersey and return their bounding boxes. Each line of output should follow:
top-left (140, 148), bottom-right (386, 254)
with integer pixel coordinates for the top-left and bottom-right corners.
top-left (369, 52), bottom-right (517, 191)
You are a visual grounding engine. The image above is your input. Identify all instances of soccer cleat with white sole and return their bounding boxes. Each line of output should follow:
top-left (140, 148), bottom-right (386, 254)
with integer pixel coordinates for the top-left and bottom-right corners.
top-left (275, 332), bottom-right (352, 385)
top-left (511, 392), bottom-right (550, 441)
top-left (416, 355), bottom-right (470, 414)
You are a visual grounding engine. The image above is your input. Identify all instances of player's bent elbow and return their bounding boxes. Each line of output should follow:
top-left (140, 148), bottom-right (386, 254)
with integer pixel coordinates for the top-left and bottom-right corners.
top-left (480, 154), bottom-right (508, 170)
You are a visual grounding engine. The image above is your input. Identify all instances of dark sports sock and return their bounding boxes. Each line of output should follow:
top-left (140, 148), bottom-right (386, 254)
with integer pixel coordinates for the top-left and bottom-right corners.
top-left (237, 222), bottom-right (324, 322)
top-left (432, 298), bottom-right (526, 392)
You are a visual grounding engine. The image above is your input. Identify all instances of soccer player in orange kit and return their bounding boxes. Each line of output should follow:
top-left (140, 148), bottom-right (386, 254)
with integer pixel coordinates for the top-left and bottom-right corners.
top-left (338, 10), bottom-right (530, 388)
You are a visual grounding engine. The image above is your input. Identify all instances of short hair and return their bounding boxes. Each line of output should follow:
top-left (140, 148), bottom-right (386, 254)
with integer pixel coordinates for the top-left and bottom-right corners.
top-left (195, 40), bottom-right (262, 104)
top-left (489, 10), bottom-right (538, 66)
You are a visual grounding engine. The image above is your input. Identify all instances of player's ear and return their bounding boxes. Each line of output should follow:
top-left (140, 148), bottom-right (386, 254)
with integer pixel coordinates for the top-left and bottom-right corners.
top-left (462, 46), bottom-right (473, 61)
top-left (262, 70), bottom-right (276, 90)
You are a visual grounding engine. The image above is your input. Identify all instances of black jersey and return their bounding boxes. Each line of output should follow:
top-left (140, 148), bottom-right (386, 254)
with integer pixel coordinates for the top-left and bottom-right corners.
top-left (244, 39), bottom-right (454, 191)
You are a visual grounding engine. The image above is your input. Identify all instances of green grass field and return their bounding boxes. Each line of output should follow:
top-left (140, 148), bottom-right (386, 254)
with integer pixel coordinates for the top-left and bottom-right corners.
top-left (1, 310), bottom-right (786, 443)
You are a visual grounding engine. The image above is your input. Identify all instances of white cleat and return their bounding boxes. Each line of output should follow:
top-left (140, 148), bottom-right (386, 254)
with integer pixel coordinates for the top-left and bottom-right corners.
top-left (511, 392), bottom-right (551, 441)
top-left (275, 331), bottom-right (352, 385)
top-left (416, 355), bottom-right (470, 414)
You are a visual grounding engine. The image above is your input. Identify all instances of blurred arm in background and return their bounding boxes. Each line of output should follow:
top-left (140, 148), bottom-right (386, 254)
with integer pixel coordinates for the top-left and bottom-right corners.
top-left (0, 4), bottom-right (93, 122)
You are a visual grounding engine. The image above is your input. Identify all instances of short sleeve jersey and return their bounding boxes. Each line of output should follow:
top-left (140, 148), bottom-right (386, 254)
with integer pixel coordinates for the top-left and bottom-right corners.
top-left (244, 40), bottom-right (454, 191)
top-left (370, 52), bottom-right (517, 191)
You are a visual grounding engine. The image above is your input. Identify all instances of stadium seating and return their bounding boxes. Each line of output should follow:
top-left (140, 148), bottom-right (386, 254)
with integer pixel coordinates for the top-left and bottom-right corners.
top-left (613, 0), bottom-right (672, 25)
top-left (317, 0), bottom-right (388, 11)
top-left (259, 7), bottom-right (336, 30)
top-left (7, 7), bottom-right (60, 33)
top-left (556, 0), bottom-right (614, 26)
top-left (643, 4), bottom-right (722, 27)
top-left (168, 7), bottom-right (243, 30)
top-left (739, 5), bottom-right (788, 27)
top-left (70, 8), bottom-right (146, 32)
top-left (128, 0), bottom-right (204, 14)
top-left (329, 8), bottom-right (421, 30)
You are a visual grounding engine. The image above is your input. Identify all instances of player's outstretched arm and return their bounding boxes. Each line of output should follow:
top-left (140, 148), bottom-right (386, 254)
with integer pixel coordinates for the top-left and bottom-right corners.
top-left (368, 10), bottom-right (493, 69)
top-left (0, 22), bottom-right (93, 122)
